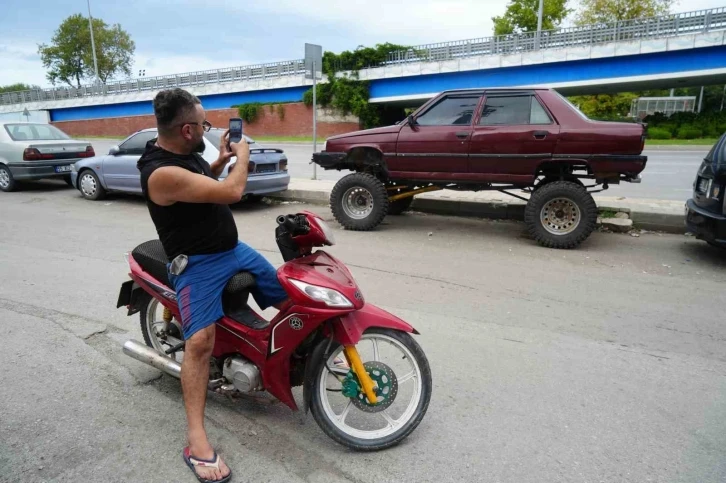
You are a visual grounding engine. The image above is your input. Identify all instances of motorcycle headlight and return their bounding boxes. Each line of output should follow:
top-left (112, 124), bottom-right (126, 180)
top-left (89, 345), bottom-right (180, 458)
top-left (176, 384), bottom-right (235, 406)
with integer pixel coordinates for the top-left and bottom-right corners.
top-left (316, 218), bottom-right (336, 245)
top-left (289, 279), bottom-right (352, 308)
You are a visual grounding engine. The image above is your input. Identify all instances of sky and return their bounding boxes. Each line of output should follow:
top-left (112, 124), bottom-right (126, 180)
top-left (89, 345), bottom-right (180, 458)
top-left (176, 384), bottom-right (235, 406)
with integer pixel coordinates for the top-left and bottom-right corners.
top-left (0, 0), bottom-right (722, 89)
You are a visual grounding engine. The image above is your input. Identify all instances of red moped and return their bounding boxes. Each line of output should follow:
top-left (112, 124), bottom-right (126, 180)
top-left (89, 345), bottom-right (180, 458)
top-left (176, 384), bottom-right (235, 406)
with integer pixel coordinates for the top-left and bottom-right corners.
top-left (118, 211), bottom-right (431, 450)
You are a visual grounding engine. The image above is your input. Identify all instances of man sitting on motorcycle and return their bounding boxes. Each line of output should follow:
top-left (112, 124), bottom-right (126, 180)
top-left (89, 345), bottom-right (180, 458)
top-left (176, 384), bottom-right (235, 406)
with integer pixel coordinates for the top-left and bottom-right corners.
top-left (137, 87), bottom-right (289, 483)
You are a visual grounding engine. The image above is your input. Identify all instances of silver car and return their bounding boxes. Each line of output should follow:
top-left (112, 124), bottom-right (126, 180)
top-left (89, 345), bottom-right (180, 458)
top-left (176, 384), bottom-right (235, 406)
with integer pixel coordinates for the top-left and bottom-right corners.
top-left (0, 121), bottom-right (94, 192)
top-left (71, 127), bottom-right (290, 201)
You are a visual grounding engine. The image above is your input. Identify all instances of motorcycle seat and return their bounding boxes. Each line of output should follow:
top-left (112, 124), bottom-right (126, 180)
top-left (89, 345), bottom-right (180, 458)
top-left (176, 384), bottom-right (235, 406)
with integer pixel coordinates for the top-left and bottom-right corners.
top-left (131, 240), bottom-right (268, 330)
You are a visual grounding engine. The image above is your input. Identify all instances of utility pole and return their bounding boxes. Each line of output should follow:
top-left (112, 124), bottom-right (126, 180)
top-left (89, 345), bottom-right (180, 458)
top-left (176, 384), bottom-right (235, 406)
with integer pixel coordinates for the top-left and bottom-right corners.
top-left (87, 0), bottom-right (101, 85)
top-left (536, 0), bottom-right (544, 49)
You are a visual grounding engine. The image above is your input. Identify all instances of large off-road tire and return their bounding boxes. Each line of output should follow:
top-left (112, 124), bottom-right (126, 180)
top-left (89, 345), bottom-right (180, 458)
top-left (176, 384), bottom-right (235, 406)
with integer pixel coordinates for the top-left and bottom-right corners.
top-left (309, 328), bottom-right (432, 451)
top-left (0, 164), bottom-right (17, 192)
top-left (387, 197), bottom-right (413, 216)
top-left (525, 180), bottom-right (597, 249)
top-left (330, 173), bottom-right (389, 231)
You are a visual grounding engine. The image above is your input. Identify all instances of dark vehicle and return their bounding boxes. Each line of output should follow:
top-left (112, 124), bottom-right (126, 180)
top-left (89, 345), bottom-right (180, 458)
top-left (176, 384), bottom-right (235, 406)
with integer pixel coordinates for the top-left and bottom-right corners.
top-left (685, 135), bottom-right (726, 248)
top-left (313, 88), bottom-right (648, 249)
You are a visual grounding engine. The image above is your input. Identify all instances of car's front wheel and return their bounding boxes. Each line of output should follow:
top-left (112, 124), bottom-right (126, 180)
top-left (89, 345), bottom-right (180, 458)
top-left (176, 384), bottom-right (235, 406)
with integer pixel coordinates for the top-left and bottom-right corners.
top-left (330, 173), bottom-right (389, 231)
top-left (78, 170), bottom-right (106, 201)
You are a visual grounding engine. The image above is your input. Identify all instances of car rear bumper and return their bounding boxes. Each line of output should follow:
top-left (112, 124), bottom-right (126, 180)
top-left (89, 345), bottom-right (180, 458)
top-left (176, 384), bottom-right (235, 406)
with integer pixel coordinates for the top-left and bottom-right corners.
top-left (244, 172), bottom-right (290, 195)
top-left (685, 198), bottom-right (726, 246)
top-left (8, 161), bottom-right (77, 180)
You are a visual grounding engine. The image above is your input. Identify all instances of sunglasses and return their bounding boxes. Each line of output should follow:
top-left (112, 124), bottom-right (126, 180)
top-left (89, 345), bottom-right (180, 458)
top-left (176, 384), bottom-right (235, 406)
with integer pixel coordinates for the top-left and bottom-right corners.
top-left (177, 120), bottom-right (212, 132)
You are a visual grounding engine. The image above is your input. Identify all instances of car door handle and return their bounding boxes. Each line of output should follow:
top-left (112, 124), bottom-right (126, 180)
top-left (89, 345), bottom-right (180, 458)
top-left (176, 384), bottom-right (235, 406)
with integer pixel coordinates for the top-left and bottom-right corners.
top-left (455, 132), bottom-right (470, 139)
top-left (533, 131), bottom-right (548, 140)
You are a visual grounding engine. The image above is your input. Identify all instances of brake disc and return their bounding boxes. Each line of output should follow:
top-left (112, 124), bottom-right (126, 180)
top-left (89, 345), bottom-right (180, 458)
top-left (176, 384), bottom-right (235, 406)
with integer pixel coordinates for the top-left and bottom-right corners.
top-left (343, 361), bottom-right (398, 413)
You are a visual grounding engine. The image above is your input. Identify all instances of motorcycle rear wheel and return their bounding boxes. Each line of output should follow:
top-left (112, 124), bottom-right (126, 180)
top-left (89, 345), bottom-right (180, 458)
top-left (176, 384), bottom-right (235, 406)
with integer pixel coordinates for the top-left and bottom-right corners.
top-left (140, 297), bottom-right (184, 362)
top-left (309, 328), bottom-right (432, 451)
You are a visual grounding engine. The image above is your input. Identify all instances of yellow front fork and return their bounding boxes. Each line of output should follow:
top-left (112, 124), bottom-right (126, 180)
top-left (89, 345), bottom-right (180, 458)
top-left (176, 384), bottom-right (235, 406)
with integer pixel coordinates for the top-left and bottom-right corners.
top-left (343, 345), bottom-right (378, 404)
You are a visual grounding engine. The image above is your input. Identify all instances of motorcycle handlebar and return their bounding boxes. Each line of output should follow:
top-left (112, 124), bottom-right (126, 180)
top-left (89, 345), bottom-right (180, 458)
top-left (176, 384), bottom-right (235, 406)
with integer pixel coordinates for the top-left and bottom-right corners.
top-left (276, 214), bottom-right (309, 236)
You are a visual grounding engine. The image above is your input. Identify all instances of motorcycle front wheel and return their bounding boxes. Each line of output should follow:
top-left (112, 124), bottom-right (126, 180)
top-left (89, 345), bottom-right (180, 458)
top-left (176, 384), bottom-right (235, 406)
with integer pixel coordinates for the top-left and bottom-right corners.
top-left (309, 328), bottom-right (432, 451)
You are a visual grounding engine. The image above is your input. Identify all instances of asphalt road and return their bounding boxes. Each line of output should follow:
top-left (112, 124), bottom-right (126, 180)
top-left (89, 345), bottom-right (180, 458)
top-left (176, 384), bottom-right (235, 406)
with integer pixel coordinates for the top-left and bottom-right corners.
top-left (1, 182), bottom-right (725, 482)
top-left (87, 139), bottom-right (709, 202)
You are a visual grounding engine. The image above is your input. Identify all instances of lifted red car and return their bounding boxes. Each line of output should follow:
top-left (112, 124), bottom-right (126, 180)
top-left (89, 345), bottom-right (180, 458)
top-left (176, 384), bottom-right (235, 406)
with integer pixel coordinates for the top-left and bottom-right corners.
top-left (312, 88), bottom-right (647, 249)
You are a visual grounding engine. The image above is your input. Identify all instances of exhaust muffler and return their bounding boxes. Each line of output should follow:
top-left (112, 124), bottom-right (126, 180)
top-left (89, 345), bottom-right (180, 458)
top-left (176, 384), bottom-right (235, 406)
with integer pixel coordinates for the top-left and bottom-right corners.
top-left (123, 339), bottom-right (181, 379)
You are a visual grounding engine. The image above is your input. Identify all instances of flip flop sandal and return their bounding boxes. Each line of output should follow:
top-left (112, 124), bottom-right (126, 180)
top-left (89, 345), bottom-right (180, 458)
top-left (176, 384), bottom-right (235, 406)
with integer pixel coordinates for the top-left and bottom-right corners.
top-left (183, 447), bottom-right (232, 483)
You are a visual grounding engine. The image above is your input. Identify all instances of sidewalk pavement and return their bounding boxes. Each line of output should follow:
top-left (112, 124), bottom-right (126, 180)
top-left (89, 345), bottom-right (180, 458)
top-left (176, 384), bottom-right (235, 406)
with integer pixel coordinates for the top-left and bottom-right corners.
top-left (269, 178), bottom-right (687, 234)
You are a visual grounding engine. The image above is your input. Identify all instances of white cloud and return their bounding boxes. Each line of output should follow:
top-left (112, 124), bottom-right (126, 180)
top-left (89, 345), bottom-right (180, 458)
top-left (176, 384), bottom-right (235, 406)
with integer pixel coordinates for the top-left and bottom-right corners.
top-left (0, 43), bottom-right (46, 87)
top-left (0, 43), bottom-right (256, 89)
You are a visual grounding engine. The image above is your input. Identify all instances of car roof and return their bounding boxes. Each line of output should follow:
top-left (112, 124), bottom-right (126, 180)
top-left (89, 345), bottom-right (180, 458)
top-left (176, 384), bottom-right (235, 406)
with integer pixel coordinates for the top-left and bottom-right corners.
top-left (440, 87), bottom-right (551, 95)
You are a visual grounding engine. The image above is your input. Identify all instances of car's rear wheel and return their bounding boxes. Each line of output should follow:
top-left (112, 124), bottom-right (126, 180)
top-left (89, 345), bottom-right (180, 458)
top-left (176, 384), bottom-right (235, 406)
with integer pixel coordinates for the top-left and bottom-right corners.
top-left (331, 173), bottom-right (389, 231)
top-left (78, 170), bottom-right (106, 201)
top-left (0, 164), bottom-right (17, 192)
top-left (525, 180), bottom-right (597, 249)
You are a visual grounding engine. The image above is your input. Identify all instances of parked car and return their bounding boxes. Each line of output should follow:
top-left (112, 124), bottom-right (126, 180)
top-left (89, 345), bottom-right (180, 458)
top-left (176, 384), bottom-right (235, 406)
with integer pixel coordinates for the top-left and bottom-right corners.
top-left (0, 121), bottom-right (94, 192)
top-left (71, 127), bottom-right (289, 201)
top-left (685, 134), bottom-right (726, 249)
top-left (312, 87), bottom-right (647, 249)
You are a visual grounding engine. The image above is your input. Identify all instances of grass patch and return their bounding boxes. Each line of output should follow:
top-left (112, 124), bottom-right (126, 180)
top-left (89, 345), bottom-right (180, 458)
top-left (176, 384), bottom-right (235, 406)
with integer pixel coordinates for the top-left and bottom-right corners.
top-left (252, 136), bottom-right (328, 144)
top-left (599, 210), bottom-right (618, 219)
top-left (74, 135), bottom-right (125, 141)
top-left (646, 138), bottom-right (718, 146)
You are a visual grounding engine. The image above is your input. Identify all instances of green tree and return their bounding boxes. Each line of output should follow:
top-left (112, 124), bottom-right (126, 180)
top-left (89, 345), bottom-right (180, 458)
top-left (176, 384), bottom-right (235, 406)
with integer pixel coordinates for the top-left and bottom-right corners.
top-left (0, 83), bottom-right (39, 94)
top-left (575, 0), bottom-right (676, 26)
top-left (38, 14), bottom-right (135, 88)
top-left (492, 0), bottom-right (572, 36)
top-left (568, 93), bottom-right (638, 119)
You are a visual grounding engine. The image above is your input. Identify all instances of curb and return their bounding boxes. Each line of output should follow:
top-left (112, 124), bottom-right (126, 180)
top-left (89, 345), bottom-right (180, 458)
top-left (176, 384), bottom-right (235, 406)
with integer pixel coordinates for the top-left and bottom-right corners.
top-left (268, 189), bottom-right (686, 234)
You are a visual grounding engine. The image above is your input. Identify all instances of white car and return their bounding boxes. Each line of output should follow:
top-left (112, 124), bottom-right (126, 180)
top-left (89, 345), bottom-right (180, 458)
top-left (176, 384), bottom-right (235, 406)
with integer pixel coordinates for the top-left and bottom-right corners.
top-left (0, 122), bottom-right (94, 192)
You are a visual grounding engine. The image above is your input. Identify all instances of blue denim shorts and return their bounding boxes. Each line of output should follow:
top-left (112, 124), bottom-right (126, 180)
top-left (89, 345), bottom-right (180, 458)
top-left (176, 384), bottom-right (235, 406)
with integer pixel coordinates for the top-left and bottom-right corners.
top-left (166, 241), bottom-right (288, 340)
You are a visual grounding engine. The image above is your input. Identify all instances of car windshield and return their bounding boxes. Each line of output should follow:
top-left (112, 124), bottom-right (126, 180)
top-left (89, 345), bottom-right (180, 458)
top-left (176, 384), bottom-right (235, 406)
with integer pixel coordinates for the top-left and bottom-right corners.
top-left (204, 130), bottom-right (259, 149)
top-left (5, 123), bottom-right (71, 141)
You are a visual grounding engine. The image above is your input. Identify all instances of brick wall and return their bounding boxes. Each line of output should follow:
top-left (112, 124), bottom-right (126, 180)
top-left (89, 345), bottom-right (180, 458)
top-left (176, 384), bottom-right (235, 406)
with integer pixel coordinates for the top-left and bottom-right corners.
top-left (52, 103), bottom-right (361, 139)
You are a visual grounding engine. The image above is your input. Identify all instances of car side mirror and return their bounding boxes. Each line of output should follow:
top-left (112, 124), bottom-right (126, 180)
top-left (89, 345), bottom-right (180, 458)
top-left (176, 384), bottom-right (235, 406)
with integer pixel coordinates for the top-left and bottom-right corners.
top-left (407, 114), bottom-right (419, 130)
top-left (109, 145), bottom-right (121, 155)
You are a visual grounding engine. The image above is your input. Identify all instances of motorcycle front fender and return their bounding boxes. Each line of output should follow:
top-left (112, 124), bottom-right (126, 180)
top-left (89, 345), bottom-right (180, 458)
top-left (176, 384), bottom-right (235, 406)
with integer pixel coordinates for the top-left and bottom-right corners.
top-left (331, 303), bottom-right (419, 346)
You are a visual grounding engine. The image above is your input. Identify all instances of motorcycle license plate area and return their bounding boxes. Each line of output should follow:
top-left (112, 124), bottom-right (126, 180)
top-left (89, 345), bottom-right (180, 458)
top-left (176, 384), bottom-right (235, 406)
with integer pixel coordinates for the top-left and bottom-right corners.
top-left (116, 280), bottom-right (134, 308)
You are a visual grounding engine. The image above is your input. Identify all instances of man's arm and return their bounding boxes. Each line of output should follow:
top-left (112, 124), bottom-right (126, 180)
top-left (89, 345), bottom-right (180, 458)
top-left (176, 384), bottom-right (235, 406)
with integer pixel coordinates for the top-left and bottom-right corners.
top-left (147, 139), bottom-right (250, 206)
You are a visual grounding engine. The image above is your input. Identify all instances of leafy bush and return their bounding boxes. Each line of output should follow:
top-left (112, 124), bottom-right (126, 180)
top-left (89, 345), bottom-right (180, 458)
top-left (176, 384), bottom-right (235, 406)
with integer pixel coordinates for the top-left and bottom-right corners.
top-left (677, 125), bottom-right (703, 139)
top-left (647, 127), bottom-right (671, 139)
top-left (237, 103), bottom-right (262, 124)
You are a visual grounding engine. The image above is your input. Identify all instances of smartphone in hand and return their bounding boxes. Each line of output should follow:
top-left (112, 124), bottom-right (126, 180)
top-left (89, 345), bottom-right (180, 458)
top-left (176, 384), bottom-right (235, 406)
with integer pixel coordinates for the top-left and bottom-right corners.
top-left (228, 117), bottom-right (243, 150)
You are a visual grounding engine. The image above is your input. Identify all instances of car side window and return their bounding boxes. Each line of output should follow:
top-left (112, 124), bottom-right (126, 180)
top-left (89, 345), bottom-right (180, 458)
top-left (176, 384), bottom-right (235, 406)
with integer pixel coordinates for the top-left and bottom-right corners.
top-left (119, 131), bottom-right (157, 155)
top-left (530, 97), bottom-right (553, 124)
top-left (415, 96), bottom-right (481, 126)
top-left (478, 95), bottom-right (553, 126)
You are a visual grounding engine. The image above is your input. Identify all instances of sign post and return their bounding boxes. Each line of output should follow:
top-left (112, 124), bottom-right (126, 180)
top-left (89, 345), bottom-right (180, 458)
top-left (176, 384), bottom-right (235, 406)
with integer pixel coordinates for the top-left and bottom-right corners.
top-left (305, 43), bottom-right (323, 180)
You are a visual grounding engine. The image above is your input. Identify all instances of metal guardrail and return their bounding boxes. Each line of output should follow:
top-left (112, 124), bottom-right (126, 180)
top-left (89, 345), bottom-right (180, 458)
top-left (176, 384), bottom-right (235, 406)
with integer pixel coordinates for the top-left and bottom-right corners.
top-left (0, 59), bottom-right (306, 107)
top-left (382, 7), bottom-right (726, 66)
top-left (3, 6), bottom-right (726, 107)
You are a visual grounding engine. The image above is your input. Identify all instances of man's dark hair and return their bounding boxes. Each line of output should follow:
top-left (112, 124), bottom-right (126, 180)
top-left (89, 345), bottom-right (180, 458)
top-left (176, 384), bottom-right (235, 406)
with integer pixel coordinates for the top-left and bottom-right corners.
top-left (153, 88), bottom-right (201, 136)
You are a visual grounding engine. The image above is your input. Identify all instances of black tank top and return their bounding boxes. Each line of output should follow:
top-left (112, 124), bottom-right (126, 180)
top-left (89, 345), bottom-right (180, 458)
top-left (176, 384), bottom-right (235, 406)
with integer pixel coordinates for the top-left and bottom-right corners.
top-left (137, 140), bottom-right (238, 261)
